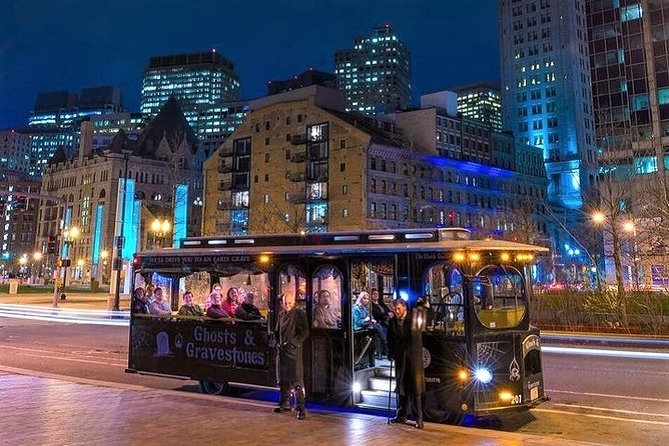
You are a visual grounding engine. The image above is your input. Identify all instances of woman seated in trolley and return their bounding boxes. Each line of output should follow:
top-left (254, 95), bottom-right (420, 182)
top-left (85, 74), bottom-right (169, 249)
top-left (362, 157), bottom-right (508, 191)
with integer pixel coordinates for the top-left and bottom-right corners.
top-left (352, 291), bottom-right (387, 357)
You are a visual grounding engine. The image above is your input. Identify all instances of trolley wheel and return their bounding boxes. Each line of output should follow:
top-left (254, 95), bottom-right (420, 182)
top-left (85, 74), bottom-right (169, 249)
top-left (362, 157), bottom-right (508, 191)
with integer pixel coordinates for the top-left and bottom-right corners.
top-left (199, 380), bottom-right (228, 395)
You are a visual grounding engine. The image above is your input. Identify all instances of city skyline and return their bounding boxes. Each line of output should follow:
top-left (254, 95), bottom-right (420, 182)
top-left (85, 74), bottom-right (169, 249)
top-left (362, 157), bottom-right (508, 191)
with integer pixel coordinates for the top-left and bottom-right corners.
top-left (0, 0), bottom-right (500, 129)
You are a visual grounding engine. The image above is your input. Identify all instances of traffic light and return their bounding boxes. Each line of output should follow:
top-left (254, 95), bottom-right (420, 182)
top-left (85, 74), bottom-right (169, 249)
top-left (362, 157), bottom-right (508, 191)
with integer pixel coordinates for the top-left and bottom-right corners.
top-left (15, 195), bottom-right (27, 209)
top-left (47, 236), bottom-right (57, 254)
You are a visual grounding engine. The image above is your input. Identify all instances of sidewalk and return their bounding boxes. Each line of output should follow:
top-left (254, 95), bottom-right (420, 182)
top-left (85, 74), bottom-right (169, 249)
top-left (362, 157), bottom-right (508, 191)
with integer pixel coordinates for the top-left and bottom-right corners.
top-left (0, 291), bottom-right (129, 310)
top-left (0, 366), bottom-right (603, 446)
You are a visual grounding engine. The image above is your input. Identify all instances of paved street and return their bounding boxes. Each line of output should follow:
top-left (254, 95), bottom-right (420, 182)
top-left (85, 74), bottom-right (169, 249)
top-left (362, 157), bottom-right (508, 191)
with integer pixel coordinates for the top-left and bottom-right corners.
top-left (0, 290), bottom-right (128, 310)
top-left (0, 366), bottom-right (604, 446)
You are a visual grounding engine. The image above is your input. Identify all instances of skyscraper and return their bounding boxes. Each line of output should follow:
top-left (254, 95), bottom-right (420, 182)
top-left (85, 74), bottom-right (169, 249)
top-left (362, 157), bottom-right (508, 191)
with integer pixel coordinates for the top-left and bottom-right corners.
top-left (453, 83), bottom-right (503, 132)
top-left (27, 86), bottom-right (123, 176)
top-left (499, 0), bottom-right (597, 210)
top-left (587, 0), bottom-right (669, 169)
top-left (334, 25), bottom-right (411, 115)
top-left (140, 51), bottom-right (240, 127)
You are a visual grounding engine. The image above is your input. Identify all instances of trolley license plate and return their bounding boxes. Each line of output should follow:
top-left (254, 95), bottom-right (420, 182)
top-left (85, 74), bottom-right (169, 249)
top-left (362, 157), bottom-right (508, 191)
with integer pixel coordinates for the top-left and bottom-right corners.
top-left (530, 386), bottom-right (539, 401)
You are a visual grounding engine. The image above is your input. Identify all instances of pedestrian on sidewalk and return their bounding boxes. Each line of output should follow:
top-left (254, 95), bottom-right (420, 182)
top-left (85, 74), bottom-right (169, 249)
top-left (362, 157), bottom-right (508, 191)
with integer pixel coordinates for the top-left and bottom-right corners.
top-left (274, 293), bottom-right (309, 420)
top-left (387, 298), bottom-right (425, 429)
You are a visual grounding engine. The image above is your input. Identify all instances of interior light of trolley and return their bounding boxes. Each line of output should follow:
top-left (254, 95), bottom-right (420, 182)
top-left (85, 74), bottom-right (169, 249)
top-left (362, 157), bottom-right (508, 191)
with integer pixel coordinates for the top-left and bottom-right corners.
top-left (182, 240), bottom-right (201, 246)
top-left (500, 252), bottom-right (511, 262)
top-left (258, 254), bottom-right (271, 263)
top-left (207, 240), bottom-right (228, 245)
top-left (368, 234), bottom-right (396, 241)
top-left (234, 239), bottom-right (255, 244)
top-left (468, 252), bottom-right (481, 262)
top-left (334, 235), bottom-right (360, 242)
top-left (404, 232), bottom-right (435, 240)
top-left (453, 251), bottom-right (466, 262)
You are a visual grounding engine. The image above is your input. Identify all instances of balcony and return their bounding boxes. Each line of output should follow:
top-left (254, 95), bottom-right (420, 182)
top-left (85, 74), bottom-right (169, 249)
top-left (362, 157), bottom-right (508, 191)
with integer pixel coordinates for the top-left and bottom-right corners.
top-left (218, 147), bottom-right (234, 157)
top-left (287, 172), bottom-right (305, 182)
top-left (290, 151), bottom-right (306, 163)
top-left (291, 134), bottom-right (308, 145)
top-left (218, 181), bottom-right (232, 191)
top-left (217, 200), bottom-right (233, 210)
top-left (217, 200), bottom-right (246, 211)
top-left (218, 163), bottom-right (233, 173)
top-left (306, 172), bottom-right (328, 182)
top-left (288, 189), bottom-right (306, 204)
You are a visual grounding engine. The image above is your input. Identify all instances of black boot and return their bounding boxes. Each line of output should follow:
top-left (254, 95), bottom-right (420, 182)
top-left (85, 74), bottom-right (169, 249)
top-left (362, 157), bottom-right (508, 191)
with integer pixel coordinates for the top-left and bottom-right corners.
top-left (296, 409), bottom-right (306, 420)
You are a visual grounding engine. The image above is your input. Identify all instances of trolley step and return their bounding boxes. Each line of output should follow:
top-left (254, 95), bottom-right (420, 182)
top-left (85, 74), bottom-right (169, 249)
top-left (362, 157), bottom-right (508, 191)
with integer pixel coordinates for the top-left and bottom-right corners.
top-left (360, 389), bottom-right (397, 409)
top-left (368, 376), bottom-right (394, 391)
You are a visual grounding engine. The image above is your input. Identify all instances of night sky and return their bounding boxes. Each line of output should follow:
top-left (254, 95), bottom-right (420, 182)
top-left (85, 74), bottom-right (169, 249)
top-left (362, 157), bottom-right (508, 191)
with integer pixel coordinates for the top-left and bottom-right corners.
top-left (0, 0), bottom-right (500, 129)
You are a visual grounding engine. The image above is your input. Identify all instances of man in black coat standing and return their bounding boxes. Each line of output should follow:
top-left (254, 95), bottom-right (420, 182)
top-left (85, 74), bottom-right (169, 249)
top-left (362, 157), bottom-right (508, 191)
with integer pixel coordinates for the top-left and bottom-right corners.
top-left (387, 298), bottom-right (426, 429)
top-left (274, 293), bottom-right (309, 420)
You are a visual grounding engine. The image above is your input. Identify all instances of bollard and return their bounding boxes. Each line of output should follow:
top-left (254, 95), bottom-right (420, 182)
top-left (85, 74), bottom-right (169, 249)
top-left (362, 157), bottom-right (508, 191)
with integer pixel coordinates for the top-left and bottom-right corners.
top-left (60, 293), bottom-right (67, 300)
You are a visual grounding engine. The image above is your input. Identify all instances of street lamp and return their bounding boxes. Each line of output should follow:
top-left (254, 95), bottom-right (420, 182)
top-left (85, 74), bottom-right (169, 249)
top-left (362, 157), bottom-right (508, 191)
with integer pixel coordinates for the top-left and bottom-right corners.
top-left (150, 218), bottom-right (171, 248)
top-left (60, 226), bottom-right (79, 297)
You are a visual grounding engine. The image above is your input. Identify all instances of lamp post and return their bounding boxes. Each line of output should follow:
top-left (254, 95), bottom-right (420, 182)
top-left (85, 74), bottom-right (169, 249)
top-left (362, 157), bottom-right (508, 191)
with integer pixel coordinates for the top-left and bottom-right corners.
top-left (150, 218), bottom-right (171, 248)
top-left (591, 210), bottom-right (626, 297)
top-left (18, 255), bottom-right (28, 279)
top-left (60, 226), bottom-right (79, 297)
top-left (32, 252), bottom-right (42, 283)
top-left (112, 152), bottom-right (130, 312)
top-left (98, 249), bottom-right (109, 285)
top-left (623, 221), bottom-right (640, 290)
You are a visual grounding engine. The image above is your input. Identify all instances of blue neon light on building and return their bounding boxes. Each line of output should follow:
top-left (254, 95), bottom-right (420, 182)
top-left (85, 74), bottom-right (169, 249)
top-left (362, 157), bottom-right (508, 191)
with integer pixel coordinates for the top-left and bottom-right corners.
top-left (173, 183), bottom-right (188, 247)
top-left (92, 204), bottom-right (104, 264)
top-left (117, 178), bottom-right (137, 261)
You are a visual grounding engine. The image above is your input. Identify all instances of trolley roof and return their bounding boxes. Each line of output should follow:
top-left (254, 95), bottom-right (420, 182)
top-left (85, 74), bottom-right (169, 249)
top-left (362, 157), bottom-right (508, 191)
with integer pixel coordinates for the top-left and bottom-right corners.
top-left (136, 227), bottom-right (549, 260)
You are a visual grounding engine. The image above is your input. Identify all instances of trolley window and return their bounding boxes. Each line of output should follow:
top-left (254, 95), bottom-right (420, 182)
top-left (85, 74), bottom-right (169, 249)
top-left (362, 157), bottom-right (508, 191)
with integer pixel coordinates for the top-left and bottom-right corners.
top-left (423, 263), bottom-right (465, 334)
top-left (312, 265), bottom-right (343, 329)
top-left (474, 265), bottom-right (526, 329)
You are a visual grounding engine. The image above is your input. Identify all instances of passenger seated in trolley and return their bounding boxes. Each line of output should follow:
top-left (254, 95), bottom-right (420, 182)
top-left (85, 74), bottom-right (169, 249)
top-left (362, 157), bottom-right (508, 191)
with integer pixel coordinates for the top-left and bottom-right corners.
top-left (205, 292), bottom-right (230, 319)
top-left (236, 292), bottom-right (264, 321)
top-left (222, 287), bottom-right (239, 318)
top-left (203, 283), bottom-right (222, 311)
top-left (177, 291), bottom-right (204, 317)
top-left (352, 291), bottom-right (387, 357)
top-left (149, 287), bottom-right (171, 316)
top-left (313, 290), bottom-right (340, 328)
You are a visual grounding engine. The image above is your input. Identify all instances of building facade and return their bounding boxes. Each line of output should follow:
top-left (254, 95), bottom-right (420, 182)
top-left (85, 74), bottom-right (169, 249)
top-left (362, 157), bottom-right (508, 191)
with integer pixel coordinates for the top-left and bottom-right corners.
top-left (203, 86), bottom-right (549, 282)
top-left (196, 100), bottom-right (249, 158)
top-left (0, 171), bottom-right (41, 276)
top-left (27, 87), bottom-right (124, 177)
top-left (268, 69), bottom-right (338, 95)
top-left (500, 0), bottom-right (598, 210)
top-left (334, 25), bottom-right (411, 115)
top-left (141, 51), bottom-right (240, 128)
top-left (586, 0), bottom-right (669, 288)
top-left (1, 130), bottom-right (32, 175)
top-left (453, 83), bottom-right (503, 132)
top-left (36, 99), bottom-right (205, 290)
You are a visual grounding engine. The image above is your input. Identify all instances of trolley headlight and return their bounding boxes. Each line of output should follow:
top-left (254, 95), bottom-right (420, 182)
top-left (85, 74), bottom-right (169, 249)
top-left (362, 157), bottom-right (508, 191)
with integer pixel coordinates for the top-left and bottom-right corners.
top-left (352, 381), bottom-right (362, 393)
top-left (457, 369), bottom-right (469, 382)
top-left (474, 367), bottom-right (493, 384)
top-left (499, 390), bottom-right (513, 402)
